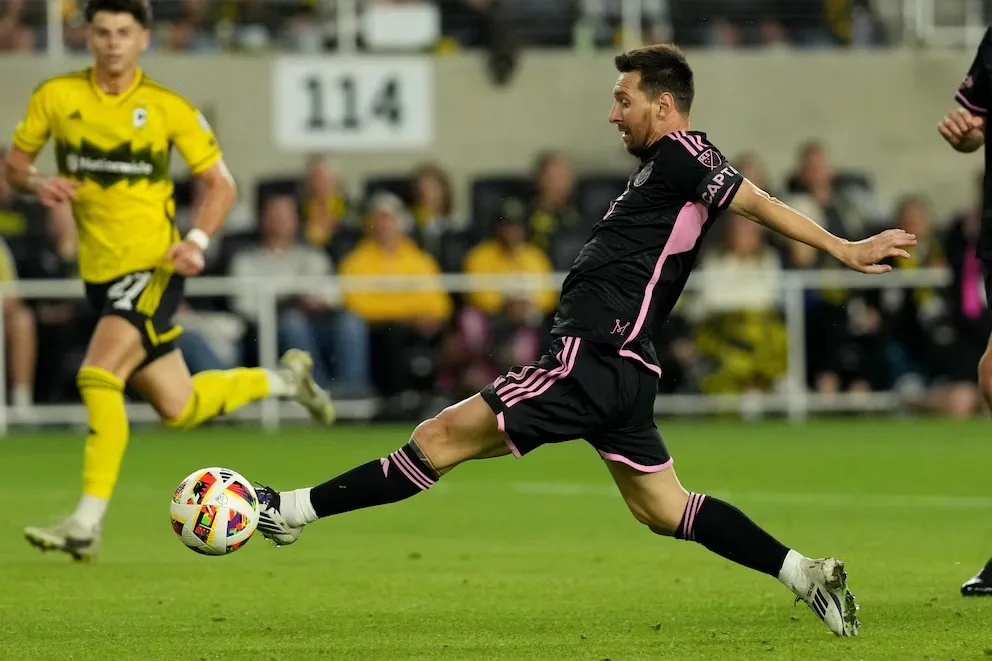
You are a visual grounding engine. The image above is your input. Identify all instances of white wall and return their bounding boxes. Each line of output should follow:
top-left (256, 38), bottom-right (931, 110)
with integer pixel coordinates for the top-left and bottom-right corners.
top-left (0, 49), bottom-right (982, 222)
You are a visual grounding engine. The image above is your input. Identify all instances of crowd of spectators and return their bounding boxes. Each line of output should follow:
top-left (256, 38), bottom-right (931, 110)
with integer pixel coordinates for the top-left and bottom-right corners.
top-left (0, 141), bottom-right (988, 420)
top-left (0, 0), bottom-right (897, 54)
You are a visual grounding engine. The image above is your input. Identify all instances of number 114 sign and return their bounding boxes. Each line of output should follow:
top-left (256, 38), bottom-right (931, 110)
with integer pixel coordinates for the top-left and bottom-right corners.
top-left (273, 57), bottom-right (434, 151)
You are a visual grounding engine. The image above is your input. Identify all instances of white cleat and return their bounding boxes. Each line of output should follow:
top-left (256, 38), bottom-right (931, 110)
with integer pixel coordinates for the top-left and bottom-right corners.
top-left (255, 486), bottom-right (304, 547)
top-left (797, 557), bottom-right (860, 637)
top-left (280, 349), bottom-right (335, 425)
top-left (24, 517), bottom-right (101, 562)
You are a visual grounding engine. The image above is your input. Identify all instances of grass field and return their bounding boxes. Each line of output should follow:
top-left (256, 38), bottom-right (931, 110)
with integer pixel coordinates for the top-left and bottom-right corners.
top-left (0, 418), bottom-right (990, 660)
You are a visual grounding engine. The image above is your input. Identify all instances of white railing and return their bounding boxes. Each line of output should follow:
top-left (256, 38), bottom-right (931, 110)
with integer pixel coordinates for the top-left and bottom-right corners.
top-left (0, 267), bottom-right (953, 435)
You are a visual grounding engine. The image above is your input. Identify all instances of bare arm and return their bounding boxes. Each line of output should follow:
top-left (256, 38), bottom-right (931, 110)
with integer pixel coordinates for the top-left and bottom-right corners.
top-left (189, 159), bottom-right (236, 238)
top-left (938, 107), bottom-right (985, 153)
top-left (728, 179), bottom-right (916, 274)
top-left (4, 146), bottom-right (78, 206)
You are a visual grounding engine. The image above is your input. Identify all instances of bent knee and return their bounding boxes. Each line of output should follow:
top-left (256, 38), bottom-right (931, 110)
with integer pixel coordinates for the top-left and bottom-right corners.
top-left (411, 413), bottom-right (454, 469)
top-left (632, 507), bottom-right (682, 537)
top-left (980, 352), bottom-right (992, 383)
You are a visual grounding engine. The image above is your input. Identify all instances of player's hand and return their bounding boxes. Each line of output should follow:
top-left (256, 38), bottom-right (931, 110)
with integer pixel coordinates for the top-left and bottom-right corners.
top-left (835, 229), bottom-right (917, 274)
top-left (938, 108), bottom-right (985, 149)
top-left (166, 240), bottom-right (206, 277)
top-left (33, 176), bottom-right (80, 207)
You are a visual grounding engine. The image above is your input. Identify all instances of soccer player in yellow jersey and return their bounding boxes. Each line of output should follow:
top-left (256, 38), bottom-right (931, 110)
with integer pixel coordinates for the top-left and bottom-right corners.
top-left (4, 0), bottom-right (335, 561)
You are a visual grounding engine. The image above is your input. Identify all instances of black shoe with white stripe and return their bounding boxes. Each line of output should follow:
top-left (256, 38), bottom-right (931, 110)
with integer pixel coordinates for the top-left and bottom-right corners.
top-left (961, 563), bottom-right (992, 596)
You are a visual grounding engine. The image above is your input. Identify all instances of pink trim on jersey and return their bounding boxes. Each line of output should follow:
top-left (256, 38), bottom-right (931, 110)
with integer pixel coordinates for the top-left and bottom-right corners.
top-left (617, 348), bottom-right (662, 376)
top-left (957, 91), bottom-right (987, 114)
top-left (502, 338), bottom-right (581, 409)
top-left (496, 337), bottom-right (576, 405)
top-left (717, 182), bottom-right (737, 208)
top-left (688, 133), bottom-right (706, 152)
top-left (505, 436), bottom-right (522, 458)
top-left (618, 202), bottom-right (709, 371)
top-left (496, 411), bottom-right (506, 432)
top-left (598, 451), bottom-right (674, 473)
top-left (669, 131), bottom-right (699, 156)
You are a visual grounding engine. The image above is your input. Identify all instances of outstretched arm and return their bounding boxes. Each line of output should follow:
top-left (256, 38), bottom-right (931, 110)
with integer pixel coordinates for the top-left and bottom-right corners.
top-left (727, 178), bottom-right (916, 274)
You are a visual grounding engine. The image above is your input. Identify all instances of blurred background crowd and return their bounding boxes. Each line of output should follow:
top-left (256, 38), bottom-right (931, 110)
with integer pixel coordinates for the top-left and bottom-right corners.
top-left (0, 139), bottom-right (987, 420)
top-left (0, 0), bottom-right (987, 422)
top-left (0, 0), bottom-right (983, 54)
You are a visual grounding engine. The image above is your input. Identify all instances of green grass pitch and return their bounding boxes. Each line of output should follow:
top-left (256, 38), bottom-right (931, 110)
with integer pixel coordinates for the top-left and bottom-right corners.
top-left (0, 419), bottom-right (990, 660)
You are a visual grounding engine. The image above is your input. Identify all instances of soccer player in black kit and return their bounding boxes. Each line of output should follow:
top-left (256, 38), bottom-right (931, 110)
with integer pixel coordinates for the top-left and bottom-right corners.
top-left (255, 44), bottom-right (917, 635)
top-left (939, 26), bottom-right (992, 597)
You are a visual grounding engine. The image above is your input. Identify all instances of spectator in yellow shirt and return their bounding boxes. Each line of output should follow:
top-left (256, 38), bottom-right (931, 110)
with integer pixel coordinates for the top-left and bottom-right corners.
top-left (463, 211), bottom-right (558, 317)
top-left (437, 210), bottom-right (553, 400)
top-left (338, 193), bottom-right (452, 410)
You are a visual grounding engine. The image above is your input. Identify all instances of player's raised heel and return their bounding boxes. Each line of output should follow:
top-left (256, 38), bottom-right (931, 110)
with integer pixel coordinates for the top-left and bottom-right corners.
top-left (279, 349), bottom-right (336, 426)
top-left (24, 519), bottom-right (100, 562)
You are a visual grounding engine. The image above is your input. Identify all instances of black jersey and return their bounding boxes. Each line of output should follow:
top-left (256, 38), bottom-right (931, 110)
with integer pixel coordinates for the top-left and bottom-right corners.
top-left (957, 26), bottom-right (992, 260)
top-left (551, 130), bottom-right (743, 373)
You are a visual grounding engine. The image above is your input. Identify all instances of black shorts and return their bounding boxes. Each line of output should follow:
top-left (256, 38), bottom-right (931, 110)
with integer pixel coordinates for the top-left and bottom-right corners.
top-left (84, 268), bottom-right (185, 367)
top-left (480, 335), bottom-right (672, 472)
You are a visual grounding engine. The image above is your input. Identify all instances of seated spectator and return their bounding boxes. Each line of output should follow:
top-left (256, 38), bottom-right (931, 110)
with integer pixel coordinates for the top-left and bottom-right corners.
top-left (463, 211), bottom-right (557, 319)
top-left (526, 151), bottom-right (582, 253)
top-left (913, 185), bottom-right (989, 418)
top-left (408, 163), bottom-right (460, 259)
top-left (881, 197), bottom-right (953, 398)
top-left (229, 194), bottom-right (371, 396)
top-left (301, 155), bottom-right (359, 256)
top-left (785, 140), bottom-right (873, 240)
top-left (693, 214), bottom-right (787, 395)
top-left (437, 211), bottom-right (555, 399)
top-left (0, 146), bottom-right (47, 259)
top-left (0, 232), bottom-right (36, 415)
top-left (17, 203), bottom-right (88, 405)
top-left (339, 193), bottom-right (452, 411)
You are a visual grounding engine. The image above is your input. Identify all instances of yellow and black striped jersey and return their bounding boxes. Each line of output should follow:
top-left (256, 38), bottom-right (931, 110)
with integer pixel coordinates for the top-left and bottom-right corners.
top-left (11, 67), bottom-right (222, 283)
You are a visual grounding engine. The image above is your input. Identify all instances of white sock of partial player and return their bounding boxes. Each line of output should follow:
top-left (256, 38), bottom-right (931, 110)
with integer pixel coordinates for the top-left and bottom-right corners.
top-left (72, 495), bottom-right (108, 531)
top-left (280, 488), bottom-right (318, 528)
top-left (265, 368), bottom-right (296, 398)
top-left (12, 385), bottom-right (31, 409)
top-left (777, 549), bottom-right (812, 598)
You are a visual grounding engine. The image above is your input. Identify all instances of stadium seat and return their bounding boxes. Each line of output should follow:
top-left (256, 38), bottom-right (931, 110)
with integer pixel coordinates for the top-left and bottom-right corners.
top-left (575, 174), bottom-right (629, 227)
top-left (437, 229), bottom-right (473, 273)
top-left (470, 176), bottom-right (533, 240)
top-left (363, 176), bottom-right (412, 207)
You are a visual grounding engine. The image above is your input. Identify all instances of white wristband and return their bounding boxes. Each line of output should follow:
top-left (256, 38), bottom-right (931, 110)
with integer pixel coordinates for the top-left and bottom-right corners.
top-left (185, 228), bottom-right (210, 251)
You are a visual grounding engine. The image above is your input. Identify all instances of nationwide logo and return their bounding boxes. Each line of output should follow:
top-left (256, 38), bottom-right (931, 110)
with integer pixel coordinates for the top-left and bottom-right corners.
top-left (55, 138), bottom-right (169, 188)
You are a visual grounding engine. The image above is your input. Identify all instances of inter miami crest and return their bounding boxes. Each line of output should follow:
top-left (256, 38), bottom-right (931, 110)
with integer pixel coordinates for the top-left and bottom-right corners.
top-left (633, 162), bottom-right (653, 187)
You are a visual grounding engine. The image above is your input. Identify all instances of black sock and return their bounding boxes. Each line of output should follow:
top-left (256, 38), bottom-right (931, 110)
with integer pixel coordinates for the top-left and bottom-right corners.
top-left (308, 440), bottom-right (440, 518)
top-left (675, 493), bottom-right (789, 577)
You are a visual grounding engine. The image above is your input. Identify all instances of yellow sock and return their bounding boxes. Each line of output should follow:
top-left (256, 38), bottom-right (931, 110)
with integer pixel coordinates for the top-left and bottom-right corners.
top-left (77, 366), bottom-right (129, 501)
top-left (166, 368), bottom-right (272, 430)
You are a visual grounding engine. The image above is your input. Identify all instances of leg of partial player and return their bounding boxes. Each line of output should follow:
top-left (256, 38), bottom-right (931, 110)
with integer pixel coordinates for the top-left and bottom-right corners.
top-left (254, 394), bottom-right (509, 545)
top-left (131, 348), bottom-right (335, 431)
top-left (962, 557), bottom-right (992, 596)
top-left (23, 317), bottom-right (147, 561)
top-left (606, 462), bottom-right (860, 637)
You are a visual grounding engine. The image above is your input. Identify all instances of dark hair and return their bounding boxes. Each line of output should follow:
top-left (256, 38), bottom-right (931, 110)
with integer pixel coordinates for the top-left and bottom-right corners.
top-left (411, 163), bottom-right (453, 216)
top-left (614, 43), bottom-right (694, 113)
top-left (84, 0), bottom-right (152, 27)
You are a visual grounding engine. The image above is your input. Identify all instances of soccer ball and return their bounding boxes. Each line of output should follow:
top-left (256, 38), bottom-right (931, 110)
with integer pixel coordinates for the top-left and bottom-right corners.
top-left (170, 467), bottom-right (259, 556)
